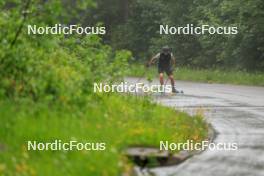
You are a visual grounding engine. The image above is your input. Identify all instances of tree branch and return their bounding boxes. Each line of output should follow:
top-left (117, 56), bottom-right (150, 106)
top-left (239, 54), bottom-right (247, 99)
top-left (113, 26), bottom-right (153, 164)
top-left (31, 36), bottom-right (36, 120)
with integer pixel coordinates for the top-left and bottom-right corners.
top-left (10, 0), bottom-right (31, 48)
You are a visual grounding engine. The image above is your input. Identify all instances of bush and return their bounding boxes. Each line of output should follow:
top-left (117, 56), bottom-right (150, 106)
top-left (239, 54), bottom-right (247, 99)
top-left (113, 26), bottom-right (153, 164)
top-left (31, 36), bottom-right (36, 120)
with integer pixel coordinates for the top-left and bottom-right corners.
top-left (0, 9), bottom-right (131, 101)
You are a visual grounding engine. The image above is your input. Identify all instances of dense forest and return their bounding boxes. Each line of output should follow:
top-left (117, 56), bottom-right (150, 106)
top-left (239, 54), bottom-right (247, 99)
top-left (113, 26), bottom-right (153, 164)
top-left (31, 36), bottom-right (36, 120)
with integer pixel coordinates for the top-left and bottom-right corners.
top-left (89, 0), bottom-right (264, 71)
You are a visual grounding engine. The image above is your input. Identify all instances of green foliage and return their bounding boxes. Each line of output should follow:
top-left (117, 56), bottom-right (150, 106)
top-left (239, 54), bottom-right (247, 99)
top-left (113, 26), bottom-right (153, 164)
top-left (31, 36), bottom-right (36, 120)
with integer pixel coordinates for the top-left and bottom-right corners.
top-left (155, 0), bottom-right (264, 70)
top-left (191, 0), bottom-right (264, 70)
top-left (0, 1), bottom-right (131, 101)
top-left (110, 0), bottom-right (166, 59)
top-left (0, 95), bottom-right (207, 176)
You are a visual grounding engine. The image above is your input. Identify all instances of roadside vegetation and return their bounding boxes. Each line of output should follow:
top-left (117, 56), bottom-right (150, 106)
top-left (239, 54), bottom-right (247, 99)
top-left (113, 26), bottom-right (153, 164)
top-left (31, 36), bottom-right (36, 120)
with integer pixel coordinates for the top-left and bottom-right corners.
top-left (129, 65), bottom-right (264, 86)
top-left (0, 1), bottom-right (208, 175)
top-left (0, 95), bottom-right (207, 176)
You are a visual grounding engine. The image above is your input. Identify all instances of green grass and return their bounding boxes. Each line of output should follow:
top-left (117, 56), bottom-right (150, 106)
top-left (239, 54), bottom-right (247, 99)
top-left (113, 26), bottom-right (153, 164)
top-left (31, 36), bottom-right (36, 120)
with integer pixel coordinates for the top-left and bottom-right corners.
top-left (128, 64), bottom-right (264, 86)
top-left (0, 94), bottom-right (207, 176)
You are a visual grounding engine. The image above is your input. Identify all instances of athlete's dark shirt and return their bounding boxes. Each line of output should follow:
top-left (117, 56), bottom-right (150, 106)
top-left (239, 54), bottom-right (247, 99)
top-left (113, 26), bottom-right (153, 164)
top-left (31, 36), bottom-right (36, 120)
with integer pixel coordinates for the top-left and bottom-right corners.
top-left (153, 53), bottom-right (174, 68)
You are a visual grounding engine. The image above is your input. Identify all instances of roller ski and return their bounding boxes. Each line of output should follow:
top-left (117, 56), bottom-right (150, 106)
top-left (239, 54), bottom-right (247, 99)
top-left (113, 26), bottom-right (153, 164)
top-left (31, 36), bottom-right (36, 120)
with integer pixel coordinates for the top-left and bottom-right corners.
top-left (172, 87), bottom-right (184, 94)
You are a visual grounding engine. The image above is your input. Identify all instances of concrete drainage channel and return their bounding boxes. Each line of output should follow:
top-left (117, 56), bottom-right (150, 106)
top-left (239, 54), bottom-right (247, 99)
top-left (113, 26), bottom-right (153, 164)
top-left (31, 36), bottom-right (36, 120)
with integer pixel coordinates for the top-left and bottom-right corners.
top-left (123, 124), bottom-right (216, 176)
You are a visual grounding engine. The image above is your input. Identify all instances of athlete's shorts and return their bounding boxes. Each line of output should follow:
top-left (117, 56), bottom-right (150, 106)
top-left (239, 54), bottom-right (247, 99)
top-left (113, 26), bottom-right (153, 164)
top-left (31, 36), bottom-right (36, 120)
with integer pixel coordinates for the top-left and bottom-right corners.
top-left (158, 67), bottom-right (173, 76)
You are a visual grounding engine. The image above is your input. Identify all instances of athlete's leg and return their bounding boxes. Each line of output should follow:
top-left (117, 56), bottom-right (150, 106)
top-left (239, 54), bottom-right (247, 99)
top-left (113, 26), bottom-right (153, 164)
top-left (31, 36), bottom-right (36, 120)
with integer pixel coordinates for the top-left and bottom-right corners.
top-left (167, 68), bottom-right (177, 93)
top-left (168, 74), bottom-right (175, 88)
top-left (159, 73), bottom-right (164, 85)
top-left (166, 67), bottom-right (175, 88)
top-left (169, 74), bottom-right (177, 93)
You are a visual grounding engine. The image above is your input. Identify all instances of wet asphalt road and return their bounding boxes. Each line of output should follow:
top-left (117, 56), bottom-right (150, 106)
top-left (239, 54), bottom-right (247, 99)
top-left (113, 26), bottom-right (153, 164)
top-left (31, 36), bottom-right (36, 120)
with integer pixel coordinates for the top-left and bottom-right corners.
top-left (126, 78), bottom-right (264, 176)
